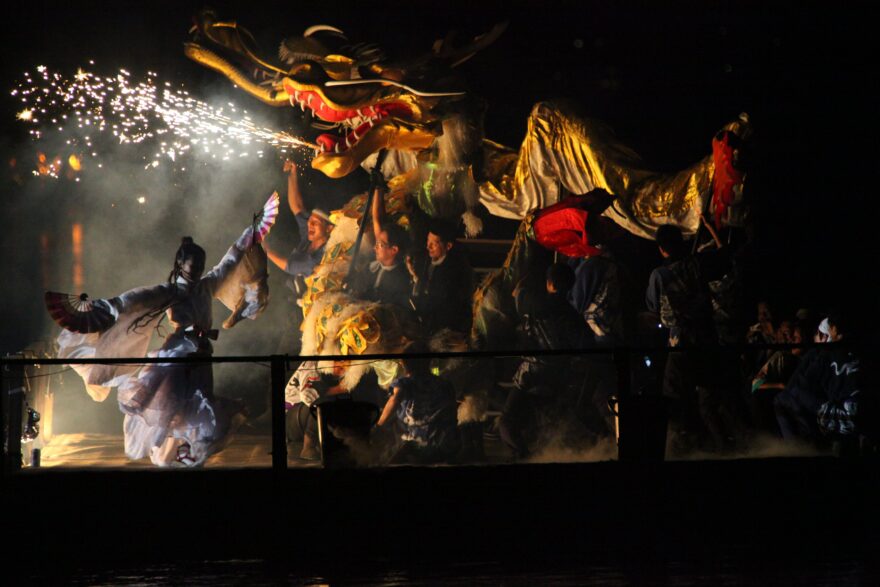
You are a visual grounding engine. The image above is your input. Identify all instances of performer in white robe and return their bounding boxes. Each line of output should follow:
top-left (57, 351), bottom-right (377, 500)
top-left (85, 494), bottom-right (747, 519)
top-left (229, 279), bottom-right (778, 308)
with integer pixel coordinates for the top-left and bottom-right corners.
top-left (47, 194), bottom-right (278, 466)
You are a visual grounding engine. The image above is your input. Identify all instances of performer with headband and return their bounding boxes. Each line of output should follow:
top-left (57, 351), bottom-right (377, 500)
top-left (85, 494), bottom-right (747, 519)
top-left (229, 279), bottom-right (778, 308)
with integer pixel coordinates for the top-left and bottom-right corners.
top-left (262, 160), bottom-right (335, 354)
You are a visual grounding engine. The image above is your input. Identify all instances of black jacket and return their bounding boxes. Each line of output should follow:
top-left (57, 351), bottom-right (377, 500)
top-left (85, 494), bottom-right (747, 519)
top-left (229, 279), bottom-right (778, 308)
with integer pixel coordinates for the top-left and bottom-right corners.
top-left (350, 262), bottom-right (413, 310)
top-left (411, 251), bottom-right (473, 334)
top-left (513, 289), bottom-right (589, 393)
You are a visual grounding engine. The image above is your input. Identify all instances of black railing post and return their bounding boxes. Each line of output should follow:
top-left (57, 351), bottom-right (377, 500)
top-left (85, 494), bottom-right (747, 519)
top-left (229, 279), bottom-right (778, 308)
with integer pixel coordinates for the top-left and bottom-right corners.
top-left (3, 362), bottom-right (24, 474)
top-left (613, 348), bottom-right (631, 398)
top-left (270, 355), bottom-right (288, 472)
top-left (1, 359), bottom-right (6, 475)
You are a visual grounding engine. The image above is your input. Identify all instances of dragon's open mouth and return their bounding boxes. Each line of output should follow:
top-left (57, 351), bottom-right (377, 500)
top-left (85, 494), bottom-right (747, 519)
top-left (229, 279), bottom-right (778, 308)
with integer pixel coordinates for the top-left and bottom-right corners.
top-left (278, 78), bottom-right (438, 177)
top-left (184, 11), bottom-right (507, 178)
top-left (283, 81), bottom-right (415, 155)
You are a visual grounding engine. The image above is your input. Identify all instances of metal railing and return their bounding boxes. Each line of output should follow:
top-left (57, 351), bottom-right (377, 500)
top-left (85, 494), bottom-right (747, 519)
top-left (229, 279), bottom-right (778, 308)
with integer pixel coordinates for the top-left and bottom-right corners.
top-left (2, 341), bottom-right (862, 474)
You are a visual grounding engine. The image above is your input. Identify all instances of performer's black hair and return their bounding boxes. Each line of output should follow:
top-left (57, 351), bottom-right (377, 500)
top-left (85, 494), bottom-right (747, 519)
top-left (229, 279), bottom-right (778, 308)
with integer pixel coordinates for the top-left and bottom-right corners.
top-left (546, 262), bottom-right (575, 294)
top-left (400, 341), bottom-right (431, 377)
top-left (168, 237), bottom-right (207, 284)
top-left (826, 308), bottom-right (852, 338)
top-left (656, 224), bottom-right (686, 259)
top-left (380, 222), bottom-right (410, 256)
top-left (128, 237), bottom-right (206, 334)
top-left (427, 218), bottom-right (459, 245)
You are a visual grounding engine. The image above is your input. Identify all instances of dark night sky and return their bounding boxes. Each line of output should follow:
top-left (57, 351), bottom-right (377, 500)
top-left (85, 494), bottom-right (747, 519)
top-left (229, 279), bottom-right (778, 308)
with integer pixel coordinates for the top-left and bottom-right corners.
top-left (1, 1), bottom-right (875, 351)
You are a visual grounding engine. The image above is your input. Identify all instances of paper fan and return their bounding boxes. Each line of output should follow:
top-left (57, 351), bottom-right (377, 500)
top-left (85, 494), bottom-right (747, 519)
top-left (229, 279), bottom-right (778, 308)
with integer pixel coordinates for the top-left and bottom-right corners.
top-left (255, 191), bottom-right (280, 242)
top-left (44, 291), bottom-right (115, 333)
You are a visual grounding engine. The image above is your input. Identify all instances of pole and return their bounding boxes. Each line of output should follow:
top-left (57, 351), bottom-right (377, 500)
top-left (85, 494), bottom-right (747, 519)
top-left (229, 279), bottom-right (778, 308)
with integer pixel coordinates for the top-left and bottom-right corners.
top-left (346, 149), bottom-right (389, 283)
top-left (692, 172), bottom-right (716, 254)
top-left (1, 359), bottom-right (6, 475)
top-left (4, 362), bottom-right (24, 474)
top-left (270, 355), bottom-right (287, 472)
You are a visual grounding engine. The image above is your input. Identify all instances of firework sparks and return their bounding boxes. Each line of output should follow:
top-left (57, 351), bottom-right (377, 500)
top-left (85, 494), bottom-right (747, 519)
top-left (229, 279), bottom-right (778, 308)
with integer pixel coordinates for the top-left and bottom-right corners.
top-left (12, 65), bottom-right (316, 178)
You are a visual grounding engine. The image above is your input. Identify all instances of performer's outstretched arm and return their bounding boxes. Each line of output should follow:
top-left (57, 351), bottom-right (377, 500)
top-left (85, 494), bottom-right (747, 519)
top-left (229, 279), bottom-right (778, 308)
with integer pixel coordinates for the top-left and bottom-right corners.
top-left (377, 385), bottom-right (401, 427)
top-left (284, 159), bottom-right (306, 216)
top-left (262, 242), bottom-right (289, 271)
top-left (204, 192), bottom-right (279, 295)
top-left (371, 185), bottom-right (386, 237)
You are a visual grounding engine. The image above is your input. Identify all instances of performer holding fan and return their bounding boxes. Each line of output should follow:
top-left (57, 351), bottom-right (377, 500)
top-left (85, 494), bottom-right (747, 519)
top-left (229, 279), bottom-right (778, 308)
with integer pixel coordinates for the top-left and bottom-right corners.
top-left (44, 192), bottom-right (279, 467)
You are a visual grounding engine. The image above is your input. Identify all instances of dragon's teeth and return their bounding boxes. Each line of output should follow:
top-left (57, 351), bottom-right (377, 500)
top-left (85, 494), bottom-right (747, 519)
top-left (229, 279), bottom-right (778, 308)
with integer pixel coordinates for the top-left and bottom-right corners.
top-left (334, 143), bottom-right (340, 153)
top-left (352, 129), bottom-right (360, 141)
top-left (345, 135), bottom-right (352, 148)
top-left (294, 90), bottom-right (300, 101)
top-left (307, 94), bottom-right (313, 105)
top-left (368, 118), bottom-right (374, 127)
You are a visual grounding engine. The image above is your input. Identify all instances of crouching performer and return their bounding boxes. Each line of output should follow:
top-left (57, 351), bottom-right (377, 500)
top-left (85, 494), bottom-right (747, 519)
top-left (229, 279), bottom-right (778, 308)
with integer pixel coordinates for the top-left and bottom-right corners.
top-left (45, 193), bottom-right (279, 467)
top-left (375, 342), bottom-right (460, 464)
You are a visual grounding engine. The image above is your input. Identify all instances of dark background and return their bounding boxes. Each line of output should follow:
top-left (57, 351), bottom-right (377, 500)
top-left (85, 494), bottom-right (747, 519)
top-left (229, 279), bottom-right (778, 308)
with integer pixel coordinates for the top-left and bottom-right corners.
top-left (1, 0), bottom-right (874, 354)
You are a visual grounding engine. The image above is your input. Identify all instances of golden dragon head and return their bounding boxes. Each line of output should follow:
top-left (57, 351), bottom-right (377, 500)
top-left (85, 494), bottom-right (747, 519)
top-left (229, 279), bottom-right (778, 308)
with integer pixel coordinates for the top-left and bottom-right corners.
top-left (184, 10), bottom-right (505, 178)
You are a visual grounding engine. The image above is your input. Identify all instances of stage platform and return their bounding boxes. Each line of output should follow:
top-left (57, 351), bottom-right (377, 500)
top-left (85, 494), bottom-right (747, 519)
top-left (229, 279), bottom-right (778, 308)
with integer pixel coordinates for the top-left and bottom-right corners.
top-left (30, 427), bottom-right (568, 468)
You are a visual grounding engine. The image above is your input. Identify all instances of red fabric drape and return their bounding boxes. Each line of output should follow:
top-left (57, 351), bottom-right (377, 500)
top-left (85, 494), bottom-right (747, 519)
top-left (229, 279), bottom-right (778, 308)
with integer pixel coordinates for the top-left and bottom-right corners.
top-left (533, 195), bottom-right (603, 257)
top-left (711, 131), bottom-right (744, 229)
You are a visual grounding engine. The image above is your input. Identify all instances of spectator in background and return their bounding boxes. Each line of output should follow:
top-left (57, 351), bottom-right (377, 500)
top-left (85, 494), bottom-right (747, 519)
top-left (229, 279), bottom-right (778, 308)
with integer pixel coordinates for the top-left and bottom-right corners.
top-left (774, 310), bottom-right (871, 453)
top-left (748, 301), bottom-right (776, 342)
top-left (749, 320), bottom-right (808, 434)
top-left (745, 300), bottom-right (777, 379)
top-left (753, 321), bottom-right (807, 392)
top-left (772, 317), bottom-right (831, 441)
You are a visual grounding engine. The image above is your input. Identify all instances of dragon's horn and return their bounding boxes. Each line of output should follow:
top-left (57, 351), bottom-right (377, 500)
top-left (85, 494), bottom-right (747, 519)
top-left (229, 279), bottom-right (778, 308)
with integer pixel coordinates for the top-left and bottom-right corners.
top-left (304, 25), bottom-right (346, 38)
top-left (433, 22), bottom-right (508, 67)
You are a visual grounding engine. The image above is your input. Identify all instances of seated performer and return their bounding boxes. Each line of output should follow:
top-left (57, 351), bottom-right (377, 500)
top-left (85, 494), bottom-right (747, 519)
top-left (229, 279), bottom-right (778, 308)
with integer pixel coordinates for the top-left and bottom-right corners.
top-left (348, 185), bottom-right (412, 309)
top-left (285, 360), bottom-right (357, 461)
top-left (46, 194), bottom-right (278, 466)
top-left (262, 160), bottom-right (334, 353)
top-left (286, 357), bottom-right (388, 462)
top-left (774, 312), bottom-right (868, 447)
top-left (406, 219), bottom-right (473, 335)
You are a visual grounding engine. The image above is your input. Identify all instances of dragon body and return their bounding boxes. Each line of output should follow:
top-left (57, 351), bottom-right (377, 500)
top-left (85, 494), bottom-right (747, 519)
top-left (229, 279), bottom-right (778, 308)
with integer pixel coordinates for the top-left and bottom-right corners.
top-left (184, 11), bottom-right (750, 381)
